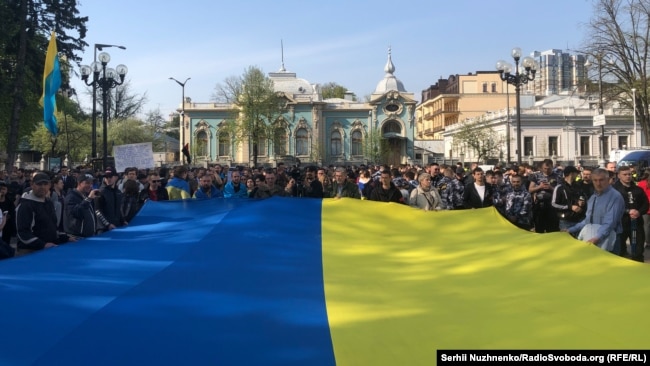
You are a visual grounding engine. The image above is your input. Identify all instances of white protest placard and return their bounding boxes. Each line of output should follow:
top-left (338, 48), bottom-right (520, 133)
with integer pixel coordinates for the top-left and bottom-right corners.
top-left (113, 142), bottom-right (155, 173)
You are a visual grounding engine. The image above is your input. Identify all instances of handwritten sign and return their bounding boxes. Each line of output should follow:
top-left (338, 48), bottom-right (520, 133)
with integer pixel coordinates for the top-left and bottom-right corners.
top-left (113, 142), bottom-right (155, 173)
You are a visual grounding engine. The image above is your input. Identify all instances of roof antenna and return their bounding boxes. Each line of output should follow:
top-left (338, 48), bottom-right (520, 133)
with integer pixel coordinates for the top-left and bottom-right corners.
top-left (280, 39), bottom-right (286, 72)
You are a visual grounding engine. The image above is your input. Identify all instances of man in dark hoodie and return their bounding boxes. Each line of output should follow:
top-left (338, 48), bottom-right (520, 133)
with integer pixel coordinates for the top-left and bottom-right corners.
top-left (64, 174), bottom-right (101, 238)
top-left (16, 173), bottom-right (74, 255)
top-left (369, 170), bottom-right (404, 204)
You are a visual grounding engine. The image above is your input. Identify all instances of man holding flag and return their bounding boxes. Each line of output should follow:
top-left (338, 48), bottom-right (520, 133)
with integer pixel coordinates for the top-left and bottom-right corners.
top-left (41, 31), bottom-right (61, 136)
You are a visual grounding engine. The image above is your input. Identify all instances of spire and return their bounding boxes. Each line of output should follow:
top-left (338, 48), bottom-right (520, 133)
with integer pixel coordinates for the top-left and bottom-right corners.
top-left (279, 39), bottom-right (286, 72)
top-left (384, 46), bottom-right (395, 75)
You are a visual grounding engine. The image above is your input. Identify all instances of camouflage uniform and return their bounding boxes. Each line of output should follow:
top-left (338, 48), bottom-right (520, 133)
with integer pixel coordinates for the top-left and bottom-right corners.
top-left (505, 186), bottom-right (533, 230)
top-left (528, 171), bottom-right (561, 232)
top-left (492, 183), bottom-right (512, 215)
top-left (437, 176), bottom-right (464, 210)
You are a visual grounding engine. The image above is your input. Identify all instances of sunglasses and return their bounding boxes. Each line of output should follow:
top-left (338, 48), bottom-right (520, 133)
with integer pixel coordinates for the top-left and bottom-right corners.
top-left (151, 180), bottom-right (161, 183)
top-left (35, 181), bottom-right (50, 186)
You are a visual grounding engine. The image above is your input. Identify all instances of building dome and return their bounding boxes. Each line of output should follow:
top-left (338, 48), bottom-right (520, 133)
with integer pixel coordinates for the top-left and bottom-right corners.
top-left (269, 71), bottom-right (314, 96)
top-left (374, 47), bottom-right (406, 94)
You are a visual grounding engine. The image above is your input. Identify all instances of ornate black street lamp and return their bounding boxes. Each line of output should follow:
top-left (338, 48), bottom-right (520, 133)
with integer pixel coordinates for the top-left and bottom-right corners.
top-left (90, 44), bottom-right (125, 159)
top-left (496, 48), bottom-right (538, 165)
top-left (81, 52), bottom-right (128, 169)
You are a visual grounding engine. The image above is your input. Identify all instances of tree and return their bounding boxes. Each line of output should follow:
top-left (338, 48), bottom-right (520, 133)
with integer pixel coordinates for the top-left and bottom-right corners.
top-left (108, 118), bottom-right (153, 148)
top-left (109, 81), bottom-right (147, 121)
top-left (29, 112), bottom-right (92, 161)
top-left (321, 82), bottom-right (355, 100)
top-left (584, 0), bottom-right (650, 143)
top-left (2, 0), bottom-right (88, 169)
top-left (363, 127), bottom-right (390, 164)
top-left (452, 118), bottom-right (505, 164)
top-left (213, 66), bottom-right (287, 167)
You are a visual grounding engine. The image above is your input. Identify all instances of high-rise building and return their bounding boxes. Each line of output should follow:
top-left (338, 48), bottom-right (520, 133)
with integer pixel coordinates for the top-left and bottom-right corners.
top-left (526, 49), bottom-right (587, 96)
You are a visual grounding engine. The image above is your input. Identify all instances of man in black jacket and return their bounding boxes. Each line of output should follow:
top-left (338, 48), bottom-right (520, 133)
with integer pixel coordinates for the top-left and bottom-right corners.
top-left (551, 166), bottom-right (585, 232)
top-left (16, 173), bottom-right (74, 255)
top-left (64, 174), bottom-right (100, 238)
top-left (95, 167), bottom-right (126, 232)
top-left (613, 165), bottom-right (648, 261)
top-left (137, 172), bottom-right (170, 211)
top-left (369, 170), bottom-right (404, 204)
top-left (463, 167), bottom-right (494, 209)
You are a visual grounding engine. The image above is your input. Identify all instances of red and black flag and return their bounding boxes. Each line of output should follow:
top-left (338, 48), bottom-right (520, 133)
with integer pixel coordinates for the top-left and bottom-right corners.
top-left (182, 143), bottom-right (191, 164)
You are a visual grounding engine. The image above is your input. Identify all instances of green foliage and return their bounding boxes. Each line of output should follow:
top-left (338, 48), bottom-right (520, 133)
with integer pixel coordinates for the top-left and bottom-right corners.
top-left (363, 127), bottom-right (390, 164)
top-left (214, 66), bottom-right (287, 167)
top-left (108, 118), bottom-right (154, 147)
top-left (321, 82), bottom-right (354, 100)
top-left (453, 119), bottom-right (505, 164)
top-left (29, 111), bottom-right (92, 161)
top-left (2, 0), bottom-right (89, 167)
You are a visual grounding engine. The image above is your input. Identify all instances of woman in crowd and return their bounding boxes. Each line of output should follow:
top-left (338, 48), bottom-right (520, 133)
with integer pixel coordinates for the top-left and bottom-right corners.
top-left (409, 172), bottom-right (443, 211)
top-left (246, 177), bottom-right (256, 197)
top-left (357, 169), bottom-right (373, 199)
top-left (121, 179), bottom-right (140, 224)
top-left (50, 176), bottom-right (65, 231)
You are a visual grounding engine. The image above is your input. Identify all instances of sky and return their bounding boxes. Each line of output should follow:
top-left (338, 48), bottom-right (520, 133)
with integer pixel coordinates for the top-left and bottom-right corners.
top-left (71, 0), bottom-right (595, 119)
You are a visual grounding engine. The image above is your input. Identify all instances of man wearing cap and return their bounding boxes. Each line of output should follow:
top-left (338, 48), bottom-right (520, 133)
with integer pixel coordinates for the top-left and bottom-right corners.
top-left (95, 167), bottom-right (126, 232)
top-left (16, 172), bottom-right (74, 255)
top-left (551, 166), bottom-right (586, 231)
top-left (64, 174), bottom-right (101, 238)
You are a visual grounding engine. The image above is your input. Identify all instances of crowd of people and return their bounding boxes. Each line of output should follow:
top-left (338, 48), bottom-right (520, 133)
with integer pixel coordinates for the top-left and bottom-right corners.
top-left (0, 158), bottom-right (646, 262)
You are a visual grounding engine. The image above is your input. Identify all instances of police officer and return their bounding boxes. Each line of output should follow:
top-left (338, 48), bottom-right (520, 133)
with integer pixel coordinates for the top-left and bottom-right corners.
top-left (437, 167), bottom-right (464, 210)
top-left (612, 165), bottom-right (648, 261)
top-left (551, 166), bottom-right (586, 232)
top-left (528, 159), bottom-right (561, 233)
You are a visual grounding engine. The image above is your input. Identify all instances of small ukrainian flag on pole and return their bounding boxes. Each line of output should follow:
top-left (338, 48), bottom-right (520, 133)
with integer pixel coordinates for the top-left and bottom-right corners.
top-left (40, 31), bottom-right (61, 136)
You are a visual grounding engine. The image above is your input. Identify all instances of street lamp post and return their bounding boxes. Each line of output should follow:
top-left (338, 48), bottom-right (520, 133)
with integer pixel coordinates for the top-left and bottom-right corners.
top-left (169, 77), bottom-right (191, 163)
top-left (91, 44), bottom-right (125, 159)
top-left (585, 55), bottom-right (607, 167)
top-left (632, 88), bottom-right (637, 148)
top-left (81, 52), bottom-right (128, 169)
top-left (496, 47), bottom-right (538, 165)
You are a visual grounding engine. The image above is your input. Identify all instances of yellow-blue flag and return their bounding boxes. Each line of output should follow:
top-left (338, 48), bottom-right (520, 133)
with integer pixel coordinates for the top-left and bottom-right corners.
top-left (40, 31), bottom-right (61, 136)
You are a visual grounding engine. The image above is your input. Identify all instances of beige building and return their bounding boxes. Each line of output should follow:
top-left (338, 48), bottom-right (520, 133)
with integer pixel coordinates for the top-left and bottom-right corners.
top-left (415, 71), bottom-right (533, 141)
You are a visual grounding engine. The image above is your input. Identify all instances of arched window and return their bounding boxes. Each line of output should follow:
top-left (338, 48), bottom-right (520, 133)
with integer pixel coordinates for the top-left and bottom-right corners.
top-left (274, 127), bottom-right (287, 156)
top-left (257, 135), bottom-right (266, 156)
top-left (296, 128), bottom-right (308, 156)
top-left (196, 130), bottom-right (208, 156)
top-left (382, 121), bottom-right (401, 135)
top-left (351, 130), bottom-right (362, 156)
top-left (331, 130), bottom-right (342, 156)
top-left (218, 131), bottom-right (230, 156)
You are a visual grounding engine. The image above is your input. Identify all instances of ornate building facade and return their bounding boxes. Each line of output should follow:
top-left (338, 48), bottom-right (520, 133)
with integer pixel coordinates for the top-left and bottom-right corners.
top-left (181, 48), bottom-right (416, 167)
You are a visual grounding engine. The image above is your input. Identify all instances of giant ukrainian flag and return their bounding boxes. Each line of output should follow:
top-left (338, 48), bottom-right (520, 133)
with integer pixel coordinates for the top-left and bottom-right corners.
top-left (0, 197), bottom-right (649, 365)
top-left (40, 31), bottom-right (61, 136)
